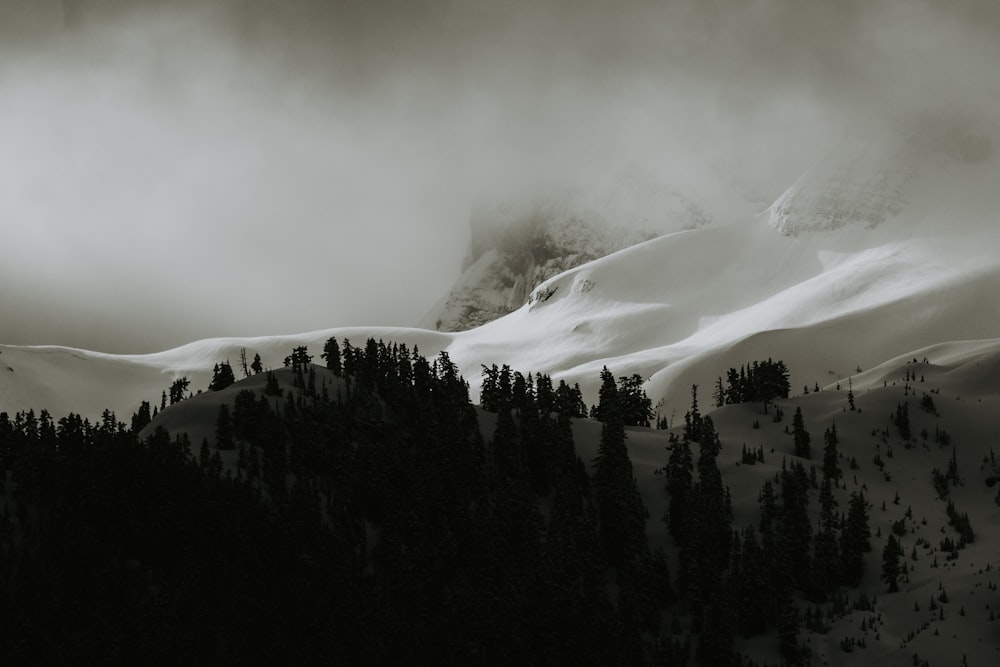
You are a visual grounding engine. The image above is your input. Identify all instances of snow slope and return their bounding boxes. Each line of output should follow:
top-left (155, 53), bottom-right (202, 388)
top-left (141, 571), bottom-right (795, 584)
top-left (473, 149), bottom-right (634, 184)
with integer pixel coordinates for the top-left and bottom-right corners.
top-left (420, 167), bottom-right (761, 332)
top-left (3, 127), bottom-right (1000, 664)
top-left (135, 315), bottom-right (1000, 665)
top-left (2, 126), bottom-right (999, 424)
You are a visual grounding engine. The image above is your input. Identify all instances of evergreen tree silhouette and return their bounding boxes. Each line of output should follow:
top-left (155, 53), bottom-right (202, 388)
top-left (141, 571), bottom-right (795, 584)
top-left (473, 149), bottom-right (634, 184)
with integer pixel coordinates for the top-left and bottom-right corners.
top-left (792, 406), bottom-right (811, 458)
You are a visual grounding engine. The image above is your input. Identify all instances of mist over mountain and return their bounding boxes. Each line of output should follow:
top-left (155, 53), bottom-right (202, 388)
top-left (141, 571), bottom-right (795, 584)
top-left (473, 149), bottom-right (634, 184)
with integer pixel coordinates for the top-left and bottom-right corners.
top-left (421, 166), bottom-right (762, 331)
top-left (3, 3), bottom-right (1000, 663)
top-left (2, 0), bottom-right (998, 351)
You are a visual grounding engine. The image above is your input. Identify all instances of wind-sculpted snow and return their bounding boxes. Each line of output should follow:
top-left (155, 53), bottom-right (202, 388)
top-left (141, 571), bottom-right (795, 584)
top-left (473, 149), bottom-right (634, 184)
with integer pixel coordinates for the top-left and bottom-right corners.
top-left (4, 214), bottom-right (999, 424)
top-left (3, 136), bottom-right (999, 421)
top-left (420, 170), bottom-right (758, 332)
top-left (768, 123), bottom-right (997, 236)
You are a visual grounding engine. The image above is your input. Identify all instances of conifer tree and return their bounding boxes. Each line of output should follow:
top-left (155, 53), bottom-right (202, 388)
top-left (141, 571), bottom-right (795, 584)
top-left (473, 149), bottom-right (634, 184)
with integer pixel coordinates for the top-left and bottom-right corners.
top-left (321, 337), bottom-right (342, 376)
top-left (480, 364), bottom-right (500, 411)
top-left (665, 432), bottom-right (693, 540)
top-left (209, 361), bottom-right (236, 391)
top-left (792, 407), bottom-right (811, 458)
top-left (215, 403), bottom-right (234, 450)
top-left (617, 374), bottom-right (653, 427)
top-left (841, 492), bottom-right (871, 586)
top-left (812, 477), bottom-right (841, 599)
top-left (822, 422), bottom-right (841, 481)
top-left (168, 377), bottom-right (190, 405)
top-left (264, 370), bottom-right (283, 397)
top-left (893, 402), bottom-right (911, 440)
top-left (130, 400), bottom-right (152, 433)
top-left (592, 377), bottom-right (635, 568)
top-left (593, 366), bottom-right (618, 424)
top-left (534, 373), bottom-right (555, 415)
top-left (735, 526), bottom-right (768, 636)
top-left (777, 462), bottom-right (813, 591)
top-left (881, 534), bottom-right (903, 592)
top-left (683, 385), bottom-right (704, 444)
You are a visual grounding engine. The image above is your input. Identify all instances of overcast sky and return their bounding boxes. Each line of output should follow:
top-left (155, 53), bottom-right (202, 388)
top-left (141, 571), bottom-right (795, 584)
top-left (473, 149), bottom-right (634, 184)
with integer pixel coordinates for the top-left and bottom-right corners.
top-left (1, 0), bottom-right (997, 353)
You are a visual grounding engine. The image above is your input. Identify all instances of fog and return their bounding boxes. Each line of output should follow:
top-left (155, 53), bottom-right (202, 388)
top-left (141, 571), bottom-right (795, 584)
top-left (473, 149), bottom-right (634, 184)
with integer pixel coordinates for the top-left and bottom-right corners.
top-left (1, 0), bottom-right (997, 352)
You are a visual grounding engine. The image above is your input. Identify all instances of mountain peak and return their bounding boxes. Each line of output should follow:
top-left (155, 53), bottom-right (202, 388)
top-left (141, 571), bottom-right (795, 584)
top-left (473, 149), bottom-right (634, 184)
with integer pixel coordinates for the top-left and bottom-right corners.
top-left (421, 170), bottom-right (758, 332)
top-left (767, 120), bottom-right (995, 236)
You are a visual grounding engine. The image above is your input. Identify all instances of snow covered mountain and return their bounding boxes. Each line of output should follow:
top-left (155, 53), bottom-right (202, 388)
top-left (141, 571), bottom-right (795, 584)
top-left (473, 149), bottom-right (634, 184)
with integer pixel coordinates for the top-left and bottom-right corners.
top-left (768, 118), bottom-right (994, 235)
top-left (1, 125), bottom-right (998, 424)
top-left (420, 169), bottom-right (761, 331)
top-left (4, 123), bottom-right (1000, 663)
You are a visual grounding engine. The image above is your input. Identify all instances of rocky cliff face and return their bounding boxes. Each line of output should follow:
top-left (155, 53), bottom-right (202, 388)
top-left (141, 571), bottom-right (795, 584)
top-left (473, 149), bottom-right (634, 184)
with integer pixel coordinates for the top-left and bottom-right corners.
top-left (420, 173), bottom-right (748, 332)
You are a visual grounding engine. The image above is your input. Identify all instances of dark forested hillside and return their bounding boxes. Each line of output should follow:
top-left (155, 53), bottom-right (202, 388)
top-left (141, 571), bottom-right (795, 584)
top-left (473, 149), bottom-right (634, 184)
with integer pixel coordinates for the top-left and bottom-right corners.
top-left (0, 340), bottom-right (667, 665)
top-left (2, 339), bottom-right (998, 666)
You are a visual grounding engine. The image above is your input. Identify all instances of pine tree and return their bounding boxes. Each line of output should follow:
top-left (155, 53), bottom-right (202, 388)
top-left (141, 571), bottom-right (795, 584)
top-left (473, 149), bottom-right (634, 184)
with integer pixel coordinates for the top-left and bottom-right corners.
top-left (250, 353), bottom-right (264, 375)
top-left (618, 374), bottom-right (653, 427)
top-left (822, 422), bottom-right (841, 481)
top-left (168, 377), bottom-right (190, 405)
top-left (893, 402), bottom-right (911, 440)
top-left (264, 370), bottom-right (283, 397)
top-left (130, 400), bottom-right (152, 433)
top-left (792, 407), bottom-right (811, 459)
top-left (665, 432), bottom-right (693, 540)
top-left (811, 477), bottom-right (841, 599)
top-left (215, 403), bottom-right (234, 450)
top-left (736, 526), bottom-right (769, 636)
top-left (881, 534), bottom-right (903, 592)
top-left (777, 462), bottom-right (812, 592)
top-left (683, 385), bottom-right (704, 444)
top-left (209, 361), bottom-right (236, 391)
top-left (592, 377), bottom-right (640, 568)
top-left (321, 337), bottom-right (342, 376)
top-left (593, 367), bottom-right (618, 424)
top-left (480, 364), bottom-right (500, 411)
top-left (841, 492), bottom-right (871, 586)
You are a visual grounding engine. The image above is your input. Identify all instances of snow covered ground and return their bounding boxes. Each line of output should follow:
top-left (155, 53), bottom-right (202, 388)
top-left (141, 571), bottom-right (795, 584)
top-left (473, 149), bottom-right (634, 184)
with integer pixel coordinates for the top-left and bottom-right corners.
top-left (2, 124), bottom-right (999, 664)
top-left (2, 125), bottom-right (998, 424)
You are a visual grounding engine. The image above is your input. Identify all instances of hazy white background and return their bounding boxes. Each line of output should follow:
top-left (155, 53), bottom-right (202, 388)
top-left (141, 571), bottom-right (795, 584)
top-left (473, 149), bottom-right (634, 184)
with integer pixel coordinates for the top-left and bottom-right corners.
top-left (1, 0), bottom-right (997, 352)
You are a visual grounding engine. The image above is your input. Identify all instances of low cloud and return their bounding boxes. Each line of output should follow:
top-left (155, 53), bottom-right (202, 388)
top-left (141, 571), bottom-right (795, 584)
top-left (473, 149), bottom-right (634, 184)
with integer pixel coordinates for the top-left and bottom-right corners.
top-left (1, 0), bottom-right (996, 352)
